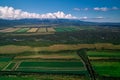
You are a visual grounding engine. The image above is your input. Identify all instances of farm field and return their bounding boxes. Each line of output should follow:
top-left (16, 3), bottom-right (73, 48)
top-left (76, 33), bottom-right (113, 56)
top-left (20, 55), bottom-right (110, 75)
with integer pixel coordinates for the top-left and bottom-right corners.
top-left (0, 43), bottom-right (120, 54)
top-left (91, 61), bottom-right (120, 77)
top-left (0, 75), bottom-right (88, 80)
top-left (47, 28), bottom-right (56, 32)
top-left (14, 52), bottom-right (80, 60)
top-left (37, 28), bottom-right (47, 33)
top-left (0, 28), bottom-right (15, 32)
top-left (0, 28), bottom-right (21, 32)
top-left (27, 28), bottom-right (38, 32)
top-left (15, 28), bottom-right (30, 33)
top-left (86, 50), bottom-right (120, 77)
top-left (87, 51), bottom-right (120, 57)
top-left (0, 26), bottom-right (119, 80)
top-left (0, 27), bottom-right (82, 33)
top-left (16, 61), bottom-right (87, 75)
top-left (0, 55), bottom-right (88, 75)
top-left (0, 57), bottom-right (13, 70)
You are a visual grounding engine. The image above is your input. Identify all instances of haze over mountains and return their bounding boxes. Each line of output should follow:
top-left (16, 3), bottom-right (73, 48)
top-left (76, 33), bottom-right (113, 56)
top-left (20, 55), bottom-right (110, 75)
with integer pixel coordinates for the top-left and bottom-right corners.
top-left (0, 19), bottom-right (120, 28)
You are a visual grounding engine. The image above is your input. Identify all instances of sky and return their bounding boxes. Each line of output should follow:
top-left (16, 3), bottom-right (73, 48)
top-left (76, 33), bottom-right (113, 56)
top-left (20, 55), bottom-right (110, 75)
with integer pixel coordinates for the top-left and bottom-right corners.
top-left (0, 0), bottom-right (120, 22)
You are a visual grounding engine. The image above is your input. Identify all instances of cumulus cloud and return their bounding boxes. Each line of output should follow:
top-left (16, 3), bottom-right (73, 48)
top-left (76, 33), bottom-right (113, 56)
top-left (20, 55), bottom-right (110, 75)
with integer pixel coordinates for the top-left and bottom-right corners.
top-left (0, 6), bottom-right (76, 19)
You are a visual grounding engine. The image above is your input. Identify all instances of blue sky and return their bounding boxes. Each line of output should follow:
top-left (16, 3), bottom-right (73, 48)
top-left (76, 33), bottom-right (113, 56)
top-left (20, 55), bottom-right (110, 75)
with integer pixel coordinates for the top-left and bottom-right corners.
top-left (0, 0), bottom-right (120, 22)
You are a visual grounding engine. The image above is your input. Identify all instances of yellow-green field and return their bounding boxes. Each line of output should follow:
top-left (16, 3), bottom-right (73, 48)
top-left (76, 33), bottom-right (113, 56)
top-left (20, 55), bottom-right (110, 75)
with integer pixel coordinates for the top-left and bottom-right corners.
top-left (0, 43), bottom-right (119, 54)
top-left (27, 28), bottom-right (38, 32)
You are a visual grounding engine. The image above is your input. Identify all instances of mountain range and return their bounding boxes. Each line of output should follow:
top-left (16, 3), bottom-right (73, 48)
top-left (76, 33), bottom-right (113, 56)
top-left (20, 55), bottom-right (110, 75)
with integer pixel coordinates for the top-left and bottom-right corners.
top-left (0, 19), bottom-right (120, 27)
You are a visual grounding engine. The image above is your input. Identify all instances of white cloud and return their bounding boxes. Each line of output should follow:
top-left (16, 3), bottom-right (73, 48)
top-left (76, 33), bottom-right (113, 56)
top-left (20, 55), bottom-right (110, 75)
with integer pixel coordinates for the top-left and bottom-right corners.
top-left (84, 8), bottom-right (89, 11)
top-left (79, 16), bottom-right (105, 20)
top-left (94, 7), bottom-right (108, 11)
top-left (73, 8), bottom-right (80, 11)
top-left (79, 16), bottom-right (88, 20)
top-left (93, 7), bottom-right (119, 11)
top-left (96, 16), bottom-right (104, 19)
top-left (112, 6), bottom-right (119, 10)
top-left (0, 6), bottom-right (76, 19)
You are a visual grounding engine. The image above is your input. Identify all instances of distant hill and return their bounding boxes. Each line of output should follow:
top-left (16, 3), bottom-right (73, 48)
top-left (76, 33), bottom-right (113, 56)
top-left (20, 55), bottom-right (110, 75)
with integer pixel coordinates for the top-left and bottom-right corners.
top-left (0, 19), bottom-right (120, 27)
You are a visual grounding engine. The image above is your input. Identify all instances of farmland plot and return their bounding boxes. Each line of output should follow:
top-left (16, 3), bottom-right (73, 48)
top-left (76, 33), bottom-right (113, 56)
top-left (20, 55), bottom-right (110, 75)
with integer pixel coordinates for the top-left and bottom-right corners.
top-left (37, 28), bottom-right (47, 33)
top-left (0, 28), bottom-right (15, 32)
top-left (54, 28), bottom-right (65, 32)
top-left (27, 28), bottom-right (38, 32)
top-left (0, 62), bottom-right (9, 70)
top-left (5, 63), bottom-right (16, 70)
top-left (91, 61), bottom-right (120, 77)
top-left (87, 51), bottom-right (120, 57)
top-left (47, 28), bottom-right (56, 32)
top-left (15, 61), bottom-right (88, 75)
top-left (15, 28), bottom-right (30, 33)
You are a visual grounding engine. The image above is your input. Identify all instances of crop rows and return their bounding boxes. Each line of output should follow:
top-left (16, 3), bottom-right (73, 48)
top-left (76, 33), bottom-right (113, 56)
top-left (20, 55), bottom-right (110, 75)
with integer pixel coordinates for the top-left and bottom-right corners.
top-left (54, 27), bottom-right (79, 32)
top-left (37, 28), bottom-right (47, 32)
top-left (47, 28), bottom-right (56, 32)
top-left (15, 28), bottom-right (30, 33)
top-left (0, 27), bottom-right (80, 33)
top-left (27, 28), bottom-right (38, 32)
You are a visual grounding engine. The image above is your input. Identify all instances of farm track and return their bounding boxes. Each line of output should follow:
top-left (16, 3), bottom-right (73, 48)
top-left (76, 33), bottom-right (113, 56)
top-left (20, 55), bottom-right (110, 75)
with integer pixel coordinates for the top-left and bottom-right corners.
top-left (2, 62), bottom-right (12, 71)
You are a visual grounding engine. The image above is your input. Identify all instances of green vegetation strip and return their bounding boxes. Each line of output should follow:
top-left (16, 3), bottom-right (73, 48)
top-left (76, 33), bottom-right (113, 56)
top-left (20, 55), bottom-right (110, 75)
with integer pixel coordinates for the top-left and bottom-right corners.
top-left (0, 75), bottom-right (88, 80)
top-left (54, 27), bottom-right (79, 32)
top-left (0, 57), bottom-right (12, 62)
top-left (19, 61), bottom-right (84, 67)
top-left (16, 69), bottom-right (88, 75)
top-left (87, 51), bottom-right (120, 57)
top-left (91, 61), bottom-right (120, 77)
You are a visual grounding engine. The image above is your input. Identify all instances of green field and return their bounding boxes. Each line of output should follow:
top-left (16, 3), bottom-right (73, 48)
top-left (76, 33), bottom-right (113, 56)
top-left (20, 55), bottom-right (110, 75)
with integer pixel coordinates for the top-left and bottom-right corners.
top-left (91, 61), bottom-right (120, 77)
top-left (0, 75), bottom-right (88, 80)
top-left (0, 57), bottom-right (12, 62)
top-left (0, 62), bottom-right (9, 70)
top-left (19, 61), bottom-right (84, 67)
top-left (54, 27), bottom-right (79, 32)
top-left (87, 51), bottom-right (120, 57)
top-left (5, 63), bottom-right (16, 70)
top-left (15, 28), bottom-right (30, 33)
top-left (16, 61), bottom-right (87, 75)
